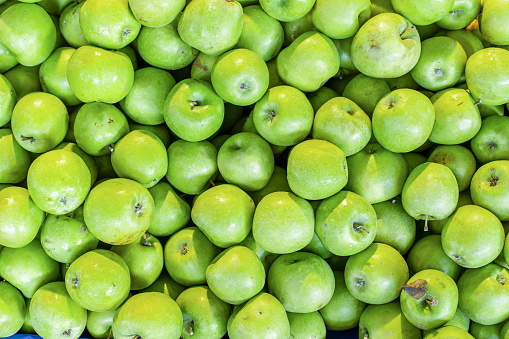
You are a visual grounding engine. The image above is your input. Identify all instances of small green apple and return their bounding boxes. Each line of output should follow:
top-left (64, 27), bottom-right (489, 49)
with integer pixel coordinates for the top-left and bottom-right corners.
top-left (59, 1), bottom-right (89, 48)
top-left (0, 128), bottom-right (31, 184)
top-left (480, 0), bottom-right (509, 45)
top-left (428, 145), bottom-right (477, 192)
top-left (436, 0), bottom-right (481, 30)
top-left (139, 270), bottom-right (186, 300)
top-left (423, 325), bottom-right (474, 338)
top-left (0, 281), bottom-right (25, 337)
top-left (147, 182), bottom-right (190, 237)
top-left (470, 116), bottom-right (509, 164)
top-left (312, 0), bottom-right (371, 39)
top-left (287, 311), bottom-right (326, 339)
top-left (86, 309), bottom-right (115, 339)
top-left (470, 160), bottom-right (509, 221)
top-left (341, 75), bottom-right (391, 118)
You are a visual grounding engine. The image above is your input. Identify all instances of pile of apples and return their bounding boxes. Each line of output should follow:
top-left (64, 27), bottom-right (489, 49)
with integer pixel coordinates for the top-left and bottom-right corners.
top-left (1, 0), bottom-right (509, 338)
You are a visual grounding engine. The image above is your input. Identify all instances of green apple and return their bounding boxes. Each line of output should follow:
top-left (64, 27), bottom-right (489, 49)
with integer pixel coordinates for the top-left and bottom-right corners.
top-left (0, 3), bottom-right (56, 66)
top-left (176, 285), bottom-right (231, 339)
top-left (0, 128), bottom-right (31, 184)
top-left (74, 102), bottom-right (130, 156)
top-left (287, 139), bottom-right (348, 200)
top-left (372, 88), bottom-right (435, 153)
top-left (0, 40), bottom-right (18, 73)
top-left (442, 205), bottom-right (505, 268)
top-left (359, 301), bottom-right (422, 339)
top-left (406, 235), bottom-right (463, 281)
top-left (319, 270), bottom-right (366, 330)
top-left (400, 269), bottom-right (458, 330)
top-left (443, 29), bottom-right (484, 59)
top-left (277, 31), bottom-right (340, 92)
top-left (423, 325), bottom-right (474, 338)
top-left (391, 0), bottom-right (454, 25)
top-left (140, 270), bottom-right (186, 300)
top-left (402, 162), bottom-right (459, 228)
top-left (27, 149), bottom-right (91, 215)
top-left (65, 249), bottom-right (130, 312)
top-left (111, 233), bottom-right (164, 290)
top-left (436, 0), bottom-right (482, 30)
top-left (67, 46), bottom-right (135, 104)
top-left (287, 313), bottom-right (326, 339)
top-left (253, 191), bottom-right (314, 254)
top-left (178, 0), bottom-right (243, 56)
top-left (411, 36), bottom-right (467, 91)
top-left (477, 102), bottom-right (505, 119)
top-left (79, 0), bottom-right (140, 49)
top-left (217, 132), bottom-right (274, 191)
top-left (307, 86), bottom-right (339, 112)
top-left (403, 152), bottom-right (427, 173)
top-left (312, 0), bottom-right (371, 39)
top-left (147, 182), bottom-right (190, 237)
top-left (312, 97), bottom-right (371, 156)
top-left (164, 226), bottom-right (221, 286)
top-left (37, 0), bottom-right (74, 15)
top-left (315, 190), bottom-right (377, 256)
top-left (249, 166), bottom-right (291, 205)
top-left (128, 0), bottom-right (185, 27)
top-left (260, 0), bottom-right (315, 22)
top-left (470, 160), bottom-right (509, 221)
top-left (443, 307), bottom-right (470, 332)
top-left (119, 67), bottom-right (176, 125)
top-left (480, 0), bottom-right (509, 45)
top-left (345, 243), bottom-right (409, 304)
top-left (253, 85), bottom-right (314, 147)
top-left (470, 116), bottom-right (509, 164)
top-left (345, 143), bottom-right (408, 204)
top-left (0, 281), bottom-right (25, 337)
top-left (3, 64), bottom-right (42, 99)
top-left (429, 88), bottom-right (482, 145)
top-left (333, 37), bottom-right (358, 78)
top-left (0, 186), bottom-right (44, 248)
top-left (268, 251), bottom-right (335, 312)
top-left (39, 47), bottom-right (81, 106)
top-left (281, 12), bottom-right (315, 46)
top-left (342, 74), bottom-right (391, 117)
top-left (457, 263), bottom-right (509, 325)
top-left (190, 52), bottom-right (218, 83)
top-left (11, 92), bottom-right (68, 153)
top-left (129, 123), bottom-right (171, 149)
top-left (59, 1), bottom-right (89, 48)
top-left (372, 197), bottom-right (416, 255)
top-left (136, 21), bottom-right (198, 71)
top-left (54, 142), bottom-right (98, 185)
top-left (84, 178), bottom-right (154, 245)
top-left (30, 281), bottom-right (87, 339)
top-left (112, 292), bottom-right (183, 339)
top-left (236, 5), bottom-right (284, 61)
top-left (465, 48), bottom-right (509, 106)
top-left (371, 0), bottom-right (395, 16)
top-left (86, 309), bottom-right (115, 339)
top-left (351, 13), bottom-right (421, 78)
top-left (502, 320), bottom-right (509, 339)
top-left (212, 48), bottom-right (269, 106)
top-left (0, 239), bottom-right (60, 298)
top-left (163, 78), bottom-right (224, 142)
top-left (428, 145), bottom-right (476, 192)
top-left (40, 212), bottom-right (99, 264)
top-left (206, 246), bottom-right (265, 305)
top-left (227, 292), bottom-right (290, 339)
top-left (0, 74), bottom-right (15, 127)
top-left (111, 130), bottom-right (168, 188)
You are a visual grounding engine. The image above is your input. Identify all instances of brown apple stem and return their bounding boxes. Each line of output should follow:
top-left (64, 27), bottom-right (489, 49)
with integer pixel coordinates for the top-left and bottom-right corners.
top-left (353, 223), bottom-right (370, 234)
top-left (133, 335), bottom-right (141, 339)
top-left (190, 320), bottom-right (194, 335)
top-left (106, 330), bottom-right (112, 339)
top-left (424, 215), bottom-right (429, 232)
top-left (142, 233), bottom-right (152, 247)
top-left (209, 179), bottom-right (216, 187)
top-left (362, 329), bottom-right (369, 339)
top-left (473, 99), bottom-right (482, 106)
top-left (425, 292), bottom-right (438, 306)
top-left (190, 101), bottom-right (198, 109)
top-left (400, 25), bottom-right (416, 39)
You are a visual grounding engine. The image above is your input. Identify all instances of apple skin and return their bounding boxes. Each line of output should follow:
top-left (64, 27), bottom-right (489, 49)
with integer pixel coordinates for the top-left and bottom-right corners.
top-left (65, 249), bottom-right (131, 312)
top-left (259, 0), bottom-right (315, 22)
top-left (0, 186), bottom-right (44, 249)
top-left (342, 74), bottom-right (391, 118)
top-left (0, 3), bottom-right (56, 66)
top-left (0, 281), bottom-right (25, 337)
top-left (400, 269), bottom-right (458, 330)
top-left (0, 74), bottom-right (15, 127)
top-left (227, 292), bottom-right (290, 339)
top-left (112, 292), bottom-right (183, 339)
top-left (406, 235), bottom-right (463, 282)
top-left (436, 0), bottom-right (482, 30)
top-left (0, 129), bottom-right (31, 184)
top-left (287, 139), bottom-right (348, 201)
top-left (140, 270), bottom-right (186, 300)
top-left (84, 178), bottom-right (154, 245)
top-left (480, 0), bottom-right (509, 45)
top-left (428, 145), bottom-right (477, 192)
top-left (351, 13), bottom-right (421, 78)
top-left (59, 1), bottom-right (89, 48)
top-left (470, 160), bottom-right (509, 221)
top-left (391, 0), bottom-right (454, 25)
top-left (345, 243), bottom-right (409, 304)
top-left (319, 271), bottom-right (366, 331)
top-left (128, 0), bottom-right (185, 27)
top-left (287, 312), bottom-right (326, 339)
top-left (465, 48), bottom-right (509, 106)
top-left (86, 309), bottom-right (116, 339)
top-left (312, 0), bottom-right (371, 39)
top-left (470, 116), bottom-right (509, 164)
top-left (457, 263), bottom-right (509, 325)
top-left (441, 205), bottom-right (505, 268)
top-left (147, 182), bottom-right (190, 237)
top-left (423, 325), bottom-right (474, 338)
top-left (30, 281), bottom-right (87, 339)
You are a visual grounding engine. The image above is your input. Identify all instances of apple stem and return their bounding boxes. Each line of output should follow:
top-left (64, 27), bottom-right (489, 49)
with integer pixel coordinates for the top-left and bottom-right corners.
top-left (424, 215), bottom-right (429, 232)
top-left (400, 25), bottom-right (416, 39)
top-left (473, 99), bottom-right (482, 106)
top-left (425, 292), bottom-right (438, 306)
top-left (190, 320), bottom-right (194, 335)
top-left (106, 330), bottom-right (112, 339)
top-left (142, 233), bottom-right (152, 246)
top-left (104, 144), bottom-right (114, 153)
top-left (353, 223), bottom-right (370, 234)
top-left (209, 179), bottom-right (216, 187)
top-left (20, 135), bottom-right (36, 143)
top-left (190, 101), bottom-right (198, 110)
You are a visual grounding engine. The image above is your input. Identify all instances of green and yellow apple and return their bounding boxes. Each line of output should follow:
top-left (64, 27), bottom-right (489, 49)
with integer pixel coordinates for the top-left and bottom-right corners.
top-left (470, 116), bottom-right (509, 164)
top-left (0, 129), bottom-right (31, 184)
top-left (59, 1), bottom-right (89, 48)
top-left (0, 281), bottom-right (25, 337)
top-left (391, 0), bottom-right (454, 25)
top-left (0, 74), bottom-right (15, 127)
top-left (480, 0), bottom-right (509, 45)
top-left (428, 145), bottom-right (476, 192)
top-left (470, 160), bottom-right (509, 221)
top-left (147, 182), bottom-right (189, 237)
top-left (312, 0), bottom-right (371, 39)
top-left (128, 0), bottom-right (184, 27)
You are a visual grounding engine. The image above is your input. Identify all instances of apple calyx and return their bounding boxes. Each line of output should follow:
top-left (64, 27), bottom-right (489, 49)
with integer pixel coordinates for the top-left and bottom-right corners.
top-left (400, 25), bottom-right (416, 40)
top-left (189, 101), bottom-right (200, 110)
top-left (142, 233), bottom-right (152, 247)
top-left (361, 328), bottom-right (369, 339)
top-left (122, 28), bottom-right (131, 37)
top-left (267, 110), bottom-right (277, 122)
top-left (189, 320), bottom-right (194, 335)
top-left (63, 329), bottom-right (71, 336)
top-left (181, 245), bottom-right (189, 255)
top-left (71, 277), bottom-right (79, 288)
top-left (489, 168), bottom-right (499, 187)
top-left (402, 279), bottom-right (438, 306)
top-left (353, 222), bottom-right (370, 234)
top-left (497, 273), bottom-right (506, 285)
top-left (356, 279), bottom-right (365, 287)
top-left (20, 135), bottom-right (36, 143)
top-left (134, 203), bottom-right (143, 217)
top-left (60, 196), bottom-right (68, 206)
top-left (133, 335), bottom-right (141, 339)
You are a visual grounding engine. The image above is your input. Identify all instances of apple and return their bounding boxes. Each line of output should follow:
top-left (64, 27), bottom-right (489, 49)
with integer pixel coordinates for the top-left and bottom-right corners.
top-left (0, 281), bottom-right (25, 337)
top-left (287, 312), bottom-right (326, 338)
top-left (30, 281), bottom-right (87, 339)
top-left (391, 0), bottom-right (454, 25)
top-left (3, 64), bottom-right (42, 99)
top-left (112, 292), bottom-right (183, 339)
top-left (267, 251), bottom-right (335, 313)
top-left (164, 226), bottom-right (221, 287)
top-left (423, 325), bottom-right (474, 338)
top-left (0, 74), bottom-right (16, 127)
top-left (65, 249), bottom-right (131, 312)
top-left (0, 186), bottom-right (44, 248)
top-left (444, 29), bottom-right (484, 58)
top-left (351, 13), bottom-right (421, 78)
top-left (345, 242), bottom-right (409, 304)
top-left (86, 309), bottom-right (116, 339)
top-left (281, 12), bottom-right (315, 46)
top-left (470, 160), bottom-right (509, 221)
top-left (147, 182), bottom-right (190, 237)
top-left (470, 116), bottom-right (509, 164)
top-left (427, 145), bottom-right (477, 192)
top-left (59, 1), bottom-right (89, 48)
top-left (312, 0), bottom-right (371, 39)
top-left (190, 52), bottom-right (218, 83)
top-left (342, 74), bottom-right (391, 117)
top-left (0, 127), bottom-right (30, 181)
top-left (178, 0), bottom-right (243, 56)
top-left (480, 0), bottom-right (509, 45)
top-left (176, 285), bottom-right (231, 339)
top-left (128, 0), bottom-right (185, 27)
top-left (140, 270), bottom-right (186, 300)
top-left (249, 165), bottom-right (291, 205)
top-left (259, 0), bottom-right (315, 22)
top-left (253, 191), bottom-right (314, 254)
top-left (436, 0), bottom-right (482, 30)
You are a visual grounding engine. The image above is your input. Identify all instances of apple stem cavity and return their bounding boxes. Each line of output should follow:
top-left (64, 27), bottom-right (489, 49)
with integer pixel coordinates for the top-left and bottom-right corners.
top-left (190, 320), bottom-right (194, 335)
top-left (133, 335), bottom-right (141, 339)
top-left (267, 110), bottom-right (277, 122)
top-left (103, 144), bottom-right (114, 153)
top-left (497, 273), bottom-right (506, 285)
top-left (356, 279), bottom-right (365, 287)
top-left (181, 246), bottom-right (188, 255)
top-left (353, 223), bottom-right (370, 234)
top-left (402, 279), bottom-right (438, 306)
top-left (142, 233), bottom-right (152, 247)
top-left (134, 203), bottom-right (143, 217)
top-left (20, 135), bottom-right (36, 143)
top-left (190, 101), bottom-right (199, 109)
top-left (122, 28), bottom-right (131, 37)
top-left (63, 329), bottom-right (71, 336)
top-left (400, 25), bottom-right (416, 39)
